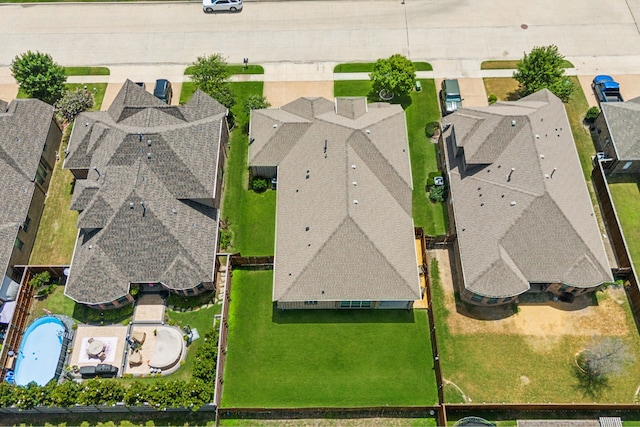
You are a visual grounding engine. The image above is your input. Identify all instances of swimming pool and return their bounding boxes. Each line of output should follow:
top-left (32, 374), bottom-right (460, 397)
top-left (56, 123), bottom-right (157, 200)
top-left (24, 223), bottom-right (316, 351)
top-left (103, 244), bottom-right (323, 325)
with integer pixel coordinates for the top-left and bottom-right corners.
top-left (14, 316), bottom-right (66, 386)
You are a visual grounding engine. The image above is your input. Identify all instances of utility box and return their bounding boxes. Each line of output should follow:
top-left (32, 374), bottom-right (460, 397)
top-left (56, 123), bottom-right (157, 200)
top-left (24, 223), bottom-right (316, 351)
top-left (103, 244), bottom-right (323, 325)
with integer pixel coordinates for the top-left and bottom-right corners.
top-left (415, 81), bottom-right (422, 92)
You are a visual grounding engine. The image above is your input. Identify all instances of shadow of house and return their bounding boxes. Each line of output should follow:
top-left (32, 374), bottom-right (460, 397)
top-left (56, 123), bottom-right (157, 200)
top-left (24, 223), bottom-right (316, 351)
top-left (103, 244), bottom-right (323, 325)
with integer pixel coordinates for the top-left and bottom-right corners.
top-left (62, 81), bottom-right (229, 310)
top-left (442, 89), bottom-right (612, 306)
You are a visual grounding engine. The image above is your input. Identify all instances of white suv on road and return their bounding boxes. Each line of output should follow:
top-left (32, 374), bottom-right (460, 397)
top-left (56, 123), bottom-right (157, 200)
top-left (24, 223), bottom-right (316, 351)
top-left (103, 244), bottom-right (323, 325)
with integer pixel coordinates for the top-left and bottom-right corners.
top-left (203, 0), bottom-right (243, 13)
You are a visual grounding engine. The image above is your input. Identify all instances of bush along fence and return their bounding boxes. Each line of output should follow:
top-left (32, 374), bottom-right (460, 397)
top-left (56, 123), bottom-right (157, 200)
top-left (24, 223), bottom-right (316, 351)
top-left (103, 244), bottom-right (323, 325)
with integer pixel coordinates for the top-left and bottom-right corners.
top-left (0, 326), bottom-right (220, 413)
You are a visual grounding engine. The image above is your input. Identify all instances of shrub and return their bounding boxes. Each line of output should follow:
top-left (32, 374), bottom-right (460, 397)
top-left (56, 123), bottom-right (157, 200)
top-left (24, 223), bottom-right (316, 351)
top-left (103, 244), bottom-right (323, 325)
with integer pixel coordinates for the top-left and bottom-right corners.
top-left (585, 106), bottom-right (600, 123)
top-left (55, 88), bottom-right (95, 123)
top-left (425, 121), bottom-right (440, 138)
top-left (488, 93), bottom-right (498, 104)
top-left (219, 229), bottom-right (232, 251)
top-left (429, 185), bottom-right (446, 203)
top-left (252, 177), bottom-right (269, 192)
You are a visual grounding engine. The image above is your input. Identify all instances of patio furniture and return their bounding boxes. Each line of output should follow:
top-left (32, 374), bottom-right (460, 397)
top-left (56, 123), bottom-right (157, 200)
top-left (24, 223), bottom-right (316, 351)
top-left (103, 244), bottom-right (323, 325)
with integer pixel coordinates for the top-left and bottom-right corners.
top-left (87, 339), bottom-right (105, 357)
top-left (128, 351), bottom-right (143, 367)
top-left (132, 331), bottom-right (146, 345)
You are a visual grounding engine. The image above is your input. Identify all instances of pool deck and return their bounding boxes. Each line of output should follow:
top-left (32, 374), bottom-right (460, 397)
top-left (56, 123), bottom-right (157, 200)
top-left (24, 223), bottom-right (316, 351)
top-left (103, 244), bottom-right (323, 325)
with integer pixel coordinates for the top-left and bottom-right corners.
top-left (69, 325), bottom-right (128, 371)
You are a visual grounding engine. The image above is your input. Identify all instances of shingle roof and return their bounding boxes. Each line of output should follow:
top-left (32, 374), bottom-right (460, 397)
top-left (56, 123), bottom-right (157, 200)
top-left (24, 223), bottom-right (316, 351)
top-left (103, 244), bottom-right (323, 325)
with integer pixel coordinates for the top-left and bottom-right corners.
top-left (600, 96), bottom-right (640, 160)
top-left (249, 97), bottom-right (421, 303)
top-left (444, 89), bottom-right (612, 299)
top-left (0, 98), bottom-right (54, 280)
top-left (63, 81), bottom-right (228, 305)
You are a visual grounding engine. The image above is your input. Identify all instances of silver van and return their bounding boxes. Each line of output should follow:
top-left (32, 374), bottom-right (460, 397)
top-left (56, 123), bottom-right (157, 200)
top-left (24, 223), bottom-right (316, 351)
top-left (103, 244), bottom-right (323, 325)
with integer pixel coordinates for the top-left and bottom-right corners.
top-left (440, 79), bottom-right (463, 115)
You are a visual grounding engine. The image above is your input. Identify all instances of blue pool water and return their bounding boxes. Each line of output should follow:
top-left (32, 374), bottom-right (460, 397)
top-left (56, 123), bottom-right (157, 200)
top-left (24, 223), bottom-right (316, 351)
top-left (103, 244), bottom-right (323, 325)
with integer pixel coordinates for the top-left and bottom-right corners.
top-left (14, 316), bottom-right (65, 386)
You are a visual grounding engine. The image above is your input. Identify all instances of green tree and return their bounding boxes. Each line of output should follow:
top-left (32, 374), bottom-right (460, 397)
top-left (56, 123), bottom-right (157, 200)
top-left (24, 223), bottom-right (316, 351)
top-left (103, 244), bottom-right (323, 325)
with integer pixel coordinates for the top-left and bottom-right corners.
top-left (189, 53), bottom-right (235, 108)
top-left (11, 51), bottom-right (67, 105)
top-left (51, 380), bottom-right (80, 407)
top-left (513, 45), bottom-right (574, 102)
top-left (244, 94), bottom-right (270, 116)
top-left (369, 54), bottom-right (416, 100)
top-left (55, 88), bottom-right (95, 124)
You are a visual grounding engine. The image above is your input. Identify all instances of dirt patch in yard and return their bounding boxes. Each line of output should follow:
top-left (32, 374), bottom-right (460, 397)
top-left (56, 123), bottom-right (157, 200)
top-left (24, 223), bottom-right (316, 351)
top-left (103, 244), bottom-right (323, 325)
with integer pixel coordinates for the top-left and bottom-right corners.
top-left (432, 248), bottom-right (629, 339)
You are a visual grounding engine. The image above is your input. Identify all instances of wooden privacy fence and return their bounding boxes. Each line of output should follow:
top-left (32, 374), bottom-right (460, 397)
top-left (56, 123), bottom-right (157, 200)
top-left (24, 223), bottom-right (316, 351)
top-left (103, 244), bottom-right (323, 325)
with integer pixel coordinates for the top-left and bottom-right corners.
top-left (591, 161), bottom-right (640, 323)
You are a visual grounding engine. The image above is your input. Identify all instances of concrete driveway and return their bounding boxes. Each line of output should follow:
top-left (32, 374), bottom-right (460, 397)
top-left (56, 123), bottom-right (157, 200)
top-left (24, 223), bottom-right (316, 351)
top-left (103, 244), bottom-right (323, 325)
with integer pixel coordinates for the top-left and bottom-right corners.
top-left (578, 74), bottom-right (640, 108)
top-left (435, 78), bottom-right (488, 111)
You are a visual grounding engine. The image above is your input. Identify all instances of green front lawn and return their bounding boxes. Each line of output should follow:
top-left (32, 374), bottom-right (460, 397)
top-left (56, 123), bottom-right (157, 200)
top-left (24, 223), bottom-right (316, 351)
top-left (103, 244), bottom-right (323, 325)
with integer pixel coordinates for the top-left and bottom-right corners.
top-left (334, 62), bottom-right (432, 73)
top-left (480, 59), bottom-right (574, 69)
top-left (64, 66), bottom-right (110, 76)
top-left (333, 80), bottom-right (446, 234)
top-left (221, 269), bottom-right (438, 407)
top-left (184, 64), bottom-right (264, 75)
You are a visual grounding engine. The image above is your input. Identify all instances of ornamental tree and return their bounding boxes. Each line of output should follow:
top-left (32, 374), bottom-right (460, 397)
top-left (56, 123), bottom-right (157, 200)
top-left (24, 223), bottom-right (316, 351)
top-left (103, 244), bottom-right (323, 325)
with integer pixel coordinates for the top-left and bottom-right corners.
top-left (513, 45), bottom-right (574, 102)
top-left (369, 54), bottom-right (416, 100)
top-left (55, 88), bottom-right (95, 124)
top-left (189, 53), bottom-right (235, 108)
top-left (11, 51), bottom-right (67, 105)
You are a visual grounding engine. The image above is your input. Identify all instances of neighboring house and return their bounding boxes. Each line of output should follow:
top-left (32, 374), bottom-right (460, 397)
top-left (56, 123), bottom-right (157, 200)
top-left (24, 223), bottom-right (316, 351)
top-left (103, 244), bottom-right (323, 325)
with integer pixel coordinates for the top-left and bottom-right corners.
top-left (249, 97), bottom-right (421, 310)
top-left (63, 80), bottom-right (229, 309)
top-left (0, 98), bottom-right (62, 327)
top-left (442, 89), bottom-right (612, 306)
top-left (593, 96), bottom-right (640, 173)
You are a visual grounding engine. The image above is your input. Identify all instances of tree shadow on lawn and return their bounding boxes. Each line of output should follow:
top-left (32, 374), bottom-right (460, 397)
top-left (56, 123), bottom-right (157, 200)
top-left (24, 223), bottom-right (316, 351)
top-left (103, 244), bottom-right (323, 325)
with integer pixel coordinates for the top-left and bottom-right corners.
top-left (571, 364), bottom-right (610, 400)
top-left (272, 307), bottom-right (416, 324)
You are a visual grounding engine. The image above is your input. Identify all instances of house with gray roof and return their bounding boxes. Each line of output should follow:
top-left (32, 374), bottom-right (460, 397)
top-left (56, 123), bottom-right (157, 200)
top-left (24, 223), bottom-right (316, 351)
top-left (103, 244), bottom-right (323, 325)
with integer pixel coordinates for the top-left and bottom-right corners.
top-left (249, 97), bottom-right (421, 309)
top-left (442, 89), bottom-right (612, 305)
top-left (0, 98), bottom-right (62, 323)
top-left (63, 80), bottom-right (228, 309)
top-left (593, 96), bottom-right (640, 174)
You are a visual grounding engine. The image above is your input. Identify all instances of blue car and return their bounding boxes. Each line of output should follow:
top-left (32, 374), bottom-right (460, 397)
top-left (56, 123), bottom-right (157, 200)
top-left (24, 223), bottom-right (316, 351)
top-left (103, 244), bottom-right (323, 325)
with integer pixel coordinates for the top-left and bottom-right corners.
top-left (592, 75), bottom-right (623, 103)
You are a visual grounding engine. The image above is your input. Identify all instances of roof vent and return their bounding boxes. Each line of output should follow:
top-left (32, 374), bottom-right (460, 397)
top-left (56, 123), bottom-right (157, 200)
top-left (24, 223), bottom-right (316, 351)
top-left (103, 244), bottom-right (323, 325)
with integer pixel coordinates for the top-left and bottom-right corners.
top-left (351, 164), bottom-right (356, 169)
top-left (352, 181), bottom-right (357, 186)
top-left (305, 227), bottom-right (310, 231)
top-left (540, 154), bottom-right (545, 159)
top-left (129, 203), bottom-right (134, 209)
top-left (172, 208), bottom-right (177, 214)
top-left (273, 124), bottom-right (278, 128)
top-left (510, 201), bottom-right (517, 206)
top-left (511, 120), bottom-right (516, 126)
top-left (138, 133), bottom-right (143, 141)
top-left (147, 140), bottom-right (152, 147)
top-left (366, 129), bottom-right (371, 134)
top-left (545, 174), bottom-right (550, 179)
top-left (353, 200), bottom-right (359, 205)
top-left (535, 134), bottom-right (540, 139)
top-left (88, 245), bottom-right (93, 249)
top-left (147, 153), bottom-right (151, 159)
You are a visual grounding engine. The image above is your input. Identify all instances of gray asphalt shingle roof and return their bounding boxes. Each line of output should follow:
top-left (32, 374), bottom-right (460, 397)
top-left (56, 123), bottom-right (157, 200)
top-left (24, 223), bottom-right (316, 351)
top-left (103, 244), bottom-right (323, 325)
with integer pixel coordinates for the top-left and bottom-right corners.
top-left (250, 97), bottom-right (421, 303)
top-left (0, 98), bottom-right (54, 280)
top-left (63, 81), bottom-right (227, 305)
top-left (600, 96), bottom-right (640, 160)
top-left (445, 89), bottom-right (612, 299)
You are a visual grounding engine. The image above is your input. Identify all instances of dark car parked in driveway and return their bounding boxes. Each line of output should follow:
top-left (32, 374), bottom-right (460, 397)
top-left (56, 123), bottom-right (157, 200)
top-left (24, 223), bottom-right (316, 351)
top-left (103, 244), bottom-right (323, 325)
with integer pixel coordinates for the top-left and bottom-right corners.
top-left (153, 79), bottom-right (173, 104)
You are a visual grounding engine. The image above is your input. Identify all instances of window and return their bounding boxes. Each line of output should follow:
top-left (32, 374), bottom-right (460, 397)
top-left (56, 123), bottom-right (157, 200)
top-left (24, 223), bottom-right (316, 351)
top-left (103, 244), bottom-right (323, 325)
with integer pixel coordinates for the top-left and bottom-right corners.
top-left (35, 161), bottom-right (48, 185)
top-left (361, 301), bottom-right (371, 308)
top-left (487, 298), bottom-right (499, 304)
top-left (623, 161), bottom-right (632, 170)
top-left (340, 301), bottom-right (350, 308)
top-left (14, 238), bottom-right (24, 251)
top-left (116, 295), bottom-right (129, 305)
top-left (304, 301), bottom-right (318, 305)
top-left (22, 216), bottom-right (31, 233)
top-left (471, 293), bottom-right (484, 303)
top-left (559, 284), bottom-right (569, 292)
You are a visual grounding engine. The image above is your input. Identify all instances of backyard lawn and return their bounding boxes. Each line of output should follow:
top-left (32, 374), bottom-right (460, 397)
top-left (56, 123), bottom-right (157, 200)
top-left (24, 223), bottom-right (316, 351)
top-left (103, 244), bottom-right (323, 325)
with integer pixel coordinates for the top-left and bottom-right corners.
top-left (221, 269), bottom-right (438, 407)
top-left (334, 80), bottom-right (446, 234)
top-left (430, 256), bottom-right (640, 403)
top-left (607, 175), bottom-right (640, 273)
